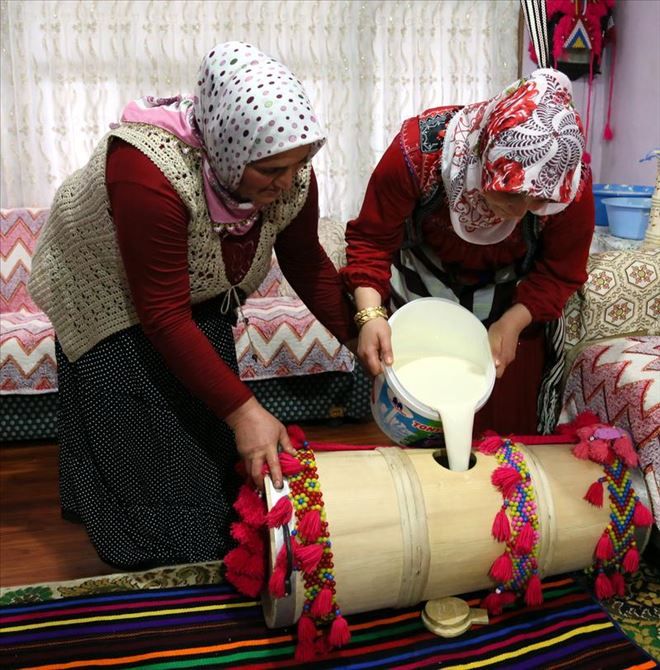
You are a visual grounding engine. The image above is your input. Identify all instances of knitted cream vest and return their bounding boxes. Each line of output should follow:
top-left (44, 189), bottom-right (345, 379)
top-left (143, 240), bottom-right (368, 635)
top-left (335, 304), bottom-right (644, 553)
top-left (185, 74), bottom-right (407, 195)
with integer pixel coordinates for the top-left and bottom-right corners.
top-left (29, 123), bottom-right (311, 362)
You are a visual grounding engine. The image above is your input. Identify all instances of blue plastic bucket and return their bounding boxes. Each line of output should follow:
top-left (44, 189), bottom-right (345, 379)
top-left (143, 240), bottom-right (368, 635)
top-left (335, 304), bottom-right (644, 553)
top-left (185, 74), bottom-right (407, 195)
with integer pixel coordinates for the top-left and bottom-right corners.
top-left (370, 298), bottom-right (495, 448)
top-left (593, 184), bottom-right (653, 226)
top-left (602, 197), bottom-right (652, 239)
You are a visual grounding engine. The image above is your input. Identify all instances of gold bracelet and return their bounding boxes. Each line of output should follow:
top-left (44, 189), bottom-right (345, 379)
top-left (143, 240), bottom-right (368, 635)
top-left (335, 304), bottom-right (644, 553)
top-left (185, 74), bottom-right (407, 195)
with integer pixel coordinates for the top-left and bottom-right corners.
top-left (354, 305), bottom-right (388, 328)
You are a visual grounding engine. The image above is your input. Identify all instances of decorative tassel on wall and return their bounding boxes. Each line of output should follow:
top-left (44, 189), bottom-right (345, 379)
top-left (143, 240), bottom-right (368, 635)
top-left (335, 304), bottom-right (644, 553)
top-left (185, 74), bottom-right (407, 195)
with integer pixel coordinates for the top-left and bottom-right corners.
top-left (527, 0), bottom-right (617, 161)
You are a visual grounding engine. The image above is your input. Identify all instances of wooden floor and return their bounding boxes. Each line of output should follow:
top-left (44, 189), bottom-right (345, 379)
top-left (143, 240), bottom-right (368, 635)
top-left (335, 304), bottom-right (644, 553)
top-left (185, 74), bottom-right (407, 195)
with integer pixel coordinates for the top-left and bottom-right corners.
top-left (0, 421), bottom-right (392, 588)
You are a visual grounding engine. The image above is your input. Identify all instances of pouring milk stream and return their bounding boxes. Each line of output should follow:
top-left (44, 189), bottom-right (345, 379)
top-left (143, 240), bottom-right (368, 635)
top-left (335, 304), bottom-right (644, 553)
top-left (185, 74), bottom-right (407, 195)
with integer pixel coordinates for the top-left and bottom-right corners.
top-left (393, 356), bottom-right (489, 471)
top-left (370, 298), bottom-right (495, 470)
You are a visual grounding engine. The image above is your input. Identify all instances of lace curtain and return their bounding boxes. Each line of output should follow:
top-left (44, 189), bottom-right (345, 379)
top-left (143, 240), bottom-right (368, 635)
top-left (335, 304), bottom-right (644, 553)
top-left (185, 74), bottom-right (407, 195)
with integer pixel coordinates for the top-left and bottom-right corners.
top-left (0, 0), bottom-right (519, 218)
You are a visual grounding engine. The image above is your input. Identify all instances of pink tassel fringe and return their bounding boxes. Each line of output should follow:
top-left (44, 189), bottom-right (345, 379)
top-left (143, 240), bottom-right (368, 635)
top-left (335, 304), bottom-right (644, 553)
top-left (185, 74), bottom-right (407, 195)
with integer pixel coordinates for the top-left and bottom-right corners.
top-left (328, 614), bottom-right (351, 648)
top-left (584, 480), bottom-right (604, 507)
top-left (514, 522), bottom-right (535, 555)
top-left (595, 571), bottom-right (614, 599)
top-left (524, 574), bottom-right (543, 606)
top-left (278, 452), bottom-right (303, 476)
top-left (298, 509), bottom-right (322, 543)
top-left (492, 508), bottom-right (511, 542)
top-left (572, 441), bottom-right (591, 460)
top-left (595, 531), bottom-right (615, 561)
top-left (491, 466), bottom-right (523, 499)
top-left (311, 586), bottom-right (334, 618)
top-left (633, 500), bottom-right (653, 527)
top-left (266, 496), bottom-right (293, 529)
top-left (588, 439), bottom-right (610, 464)
top-left (233, 485), bottom-right (266, 528)
top-left (293, 541), bottom-right (324, 573)
top-left (490, 552), bottom-right (513, 582)
top-left (610, 571), bottom-right (626, 597)
top-left (622, 547), bottom-right (639, 573)
top-left (230, 521), bottom-right (264, 553)
top-left (226, 571), bottom-right (262, 597)
top-left (479, 435), bottom-right (504, 454)
top-left (287, 424), bottom-right (307, 450)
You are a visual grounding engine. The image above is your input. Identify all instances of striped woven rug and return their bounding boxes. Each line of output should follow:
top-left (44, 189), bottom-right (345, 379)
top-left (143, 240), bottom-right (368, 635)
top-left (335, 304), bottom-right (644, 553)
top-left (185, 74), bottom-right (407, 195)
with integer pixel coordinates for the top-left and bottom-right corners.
top-left (1, 574), bottom-right (656, 669)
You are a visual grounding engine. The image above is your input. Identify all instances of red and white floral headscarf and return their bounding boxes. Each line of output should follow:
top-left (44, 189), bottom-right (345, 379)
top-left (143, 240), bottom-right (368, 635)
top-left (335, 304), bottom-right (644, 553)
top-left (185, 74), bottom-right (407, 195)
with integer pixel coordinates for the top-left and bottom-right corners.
top-left (441, 68), bottom-right (585, 245)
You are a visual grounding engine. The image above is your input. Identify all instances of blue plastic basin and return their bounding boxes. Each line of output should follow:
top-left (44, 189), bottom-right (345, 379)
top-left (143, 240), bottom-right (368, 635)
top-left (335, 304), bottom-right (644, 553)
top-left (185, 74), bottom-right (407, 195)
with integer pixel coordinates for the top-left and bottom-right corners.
top-left (602, 197), bottom-right (652, 239)
top-left (593, 184), bottom-right (653, 226)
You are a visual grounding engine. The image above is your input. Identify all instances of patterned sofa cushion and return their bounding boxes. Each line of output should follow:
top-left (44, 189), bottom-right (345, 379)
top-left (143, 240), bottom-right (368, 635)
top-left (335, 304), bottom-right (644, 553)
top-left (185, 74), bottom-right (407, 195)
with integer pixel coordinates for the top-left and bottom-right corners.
top-left (564, 249), bottom-right (660, 366)
top-left (233, 295), bottom-right (354, 380)
top-left (559, 336), bottom-right (660, 528)
top-left (237, 216), bottom-right (354, 380)
top-left (1, 208), bottom-right (49, 313)
top-left (0, 209), bottom-right (352, 391)
top-left (0, 312), bottom-right (57, 393)
top-left (1, 209), bottom-right (57, 394)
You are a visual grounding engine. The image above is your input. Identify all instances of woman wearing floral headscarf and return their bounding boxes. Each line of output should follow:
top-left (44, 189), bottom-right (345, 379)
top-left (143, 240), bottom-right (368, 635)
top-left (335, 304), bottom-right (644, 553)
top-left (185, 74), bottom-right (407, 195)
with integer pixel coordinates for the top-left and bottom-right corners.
top-left (29, 42), bottom-right (355, 569)
top-left (342, 69), bottom-right (594, 436)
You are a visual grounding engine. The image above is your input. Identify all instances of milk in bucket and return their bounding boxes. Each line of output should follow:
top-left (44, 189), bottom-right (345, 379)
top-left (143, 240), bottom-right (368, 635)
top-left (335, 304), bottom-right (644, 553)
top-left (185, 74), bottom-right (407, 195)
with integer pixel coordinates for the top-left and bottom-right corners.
top-left (371, 298), bottom-right (495, 471)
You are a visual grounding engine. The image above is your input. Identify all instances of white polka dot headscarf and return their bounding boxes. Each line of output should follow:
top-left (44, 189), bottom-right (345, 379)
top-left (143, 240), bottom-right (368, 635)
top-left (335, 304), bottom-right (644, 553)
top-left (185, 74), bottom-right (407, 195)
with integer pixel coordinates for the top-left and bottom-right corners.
top-left (194, 42), bottom-right (326, 192)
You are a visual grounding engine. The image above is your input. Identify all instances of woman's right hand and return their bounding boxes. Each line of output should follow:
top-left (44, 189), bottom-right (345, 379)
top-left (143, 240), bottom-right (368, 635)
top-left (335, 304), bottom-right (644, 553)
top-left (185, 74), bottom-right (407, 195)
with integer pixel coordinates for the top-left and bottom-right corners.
top-left (225, 397), bottom-right (297, 490)
top-left (357, 317), bottom-right (393, 376)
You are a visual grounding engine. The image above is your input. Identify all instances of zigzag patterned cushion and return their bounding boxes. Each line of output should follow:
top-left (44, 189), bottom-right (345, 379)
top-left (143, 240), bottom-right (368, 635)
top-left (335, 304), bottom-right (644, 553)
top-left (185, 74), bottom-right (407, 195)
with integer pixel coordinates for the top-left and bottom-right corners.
top-left (1, 208), bottom-right (48, 313)
top-left (1, 208), bottom-right (352, 393)
top-left (0, 312), bottom-right (57, 393)
top-left (560, 336), bottom-right (660, 528)
top-left (233, 295), bottom-right (354, 380)
top-left (1, 209), bottom-right (57, 394)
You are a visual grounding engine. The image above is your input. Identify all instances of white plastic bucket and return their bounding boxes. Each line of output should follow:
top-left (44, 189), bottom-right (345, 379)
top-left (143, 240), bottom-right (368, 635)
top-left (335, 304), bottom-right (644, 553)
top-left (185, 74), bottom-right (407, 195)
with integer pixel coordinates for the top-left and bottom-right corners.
top-left (371, 298), bottom-right (496, 447)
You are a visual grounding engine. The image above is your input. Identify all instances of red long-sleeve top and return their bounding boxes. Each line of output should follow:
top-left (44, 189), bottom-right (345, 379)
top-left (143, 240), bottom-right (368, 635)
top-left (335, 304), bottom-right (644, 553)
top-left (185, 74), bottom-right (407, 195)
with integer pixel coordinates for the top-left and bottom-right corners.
top-left (106, 140), bottom-right (355, 419)
top-left (341, 133), bottom-right (595, 322)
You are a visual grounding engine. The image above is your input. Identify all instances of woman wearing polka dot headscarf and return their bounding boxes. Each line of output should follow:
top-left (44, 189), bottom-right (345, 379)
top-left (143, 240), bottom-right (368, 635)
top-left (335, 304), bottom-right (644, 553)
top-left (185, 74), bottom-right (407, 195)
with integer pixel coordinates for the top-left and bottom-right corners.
top-left (29, 42), bottom-right (356, 569)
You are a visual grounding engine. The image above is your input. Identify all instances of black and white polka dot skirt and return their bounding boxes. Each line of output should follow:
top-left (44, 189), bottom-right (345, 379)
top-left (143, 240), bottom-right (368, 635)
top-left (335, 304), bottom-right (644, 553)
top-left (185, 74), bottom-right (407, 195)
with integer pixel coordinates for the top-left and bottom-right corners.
top-left (56, 297), bottom-right (240, 570)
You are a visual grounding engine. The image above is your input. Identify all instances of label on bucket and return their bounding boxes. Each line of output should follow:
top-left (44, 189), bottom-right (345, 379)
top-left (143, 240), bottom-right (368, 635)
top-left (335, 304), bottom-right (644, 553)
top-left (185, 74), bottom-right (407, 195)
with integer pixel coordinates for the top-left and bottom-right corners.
top-left (371, 375), bottom-right (444, 447)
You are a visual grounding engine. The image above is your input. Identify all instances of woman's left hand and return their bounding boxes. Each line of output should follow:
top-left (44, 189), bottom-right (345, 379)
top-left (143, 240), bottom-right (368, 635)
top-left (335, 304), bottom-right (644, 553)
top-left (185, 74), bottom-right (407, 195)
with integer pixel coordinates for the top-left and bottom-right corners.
top-left (488, 304), bottom-right (533, 378)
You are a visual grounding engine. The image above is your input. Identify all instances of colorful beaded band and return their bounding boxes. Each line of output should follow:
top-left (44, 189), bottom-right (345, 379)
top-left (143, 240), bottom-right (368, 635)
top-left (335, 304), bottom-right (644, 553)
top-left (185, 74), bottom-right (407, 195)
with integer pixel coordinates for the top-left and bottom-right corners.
top-left (224, 425), bottom-right (350, 663)
top-left (476, 436), bottom-right (543, 614)
top-left (573, 423), bottom-right (652, 599)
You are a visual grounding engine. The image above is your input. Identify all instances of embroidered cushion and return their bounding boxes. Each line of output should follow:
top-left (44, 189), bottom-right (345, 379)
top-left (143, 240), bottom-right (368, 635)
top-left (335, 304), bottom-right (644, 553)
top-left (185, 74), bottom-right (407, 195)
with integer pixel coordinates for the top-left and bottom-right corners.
top-left (226, 216), bottom-right (354, 380)
top-left (564, 249), bottom-right (660, 365)
top-left (1, 207), bottom-right (351, 393)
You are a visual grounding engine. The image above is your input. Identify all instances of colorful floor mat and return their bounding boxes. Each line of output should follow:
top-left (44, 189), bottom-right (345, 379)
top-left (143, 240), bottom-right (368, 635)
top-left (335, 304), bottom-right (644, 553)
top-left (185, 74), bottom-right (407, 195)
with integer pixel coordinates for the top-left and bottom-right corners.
top-left (602, 558), bottom-right (660, 660)
top-left (1, 567), bottom-right (657, 670)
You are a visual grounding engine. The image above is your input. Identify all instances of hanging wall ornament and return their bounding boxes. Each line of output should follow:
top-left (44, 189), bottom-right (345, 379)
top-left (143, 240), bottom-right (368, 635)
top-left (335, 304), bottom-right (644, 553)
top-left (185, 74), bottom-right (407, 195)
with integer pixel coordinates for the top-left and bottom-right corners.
top-left (525, 0), bottom-right (617, 160)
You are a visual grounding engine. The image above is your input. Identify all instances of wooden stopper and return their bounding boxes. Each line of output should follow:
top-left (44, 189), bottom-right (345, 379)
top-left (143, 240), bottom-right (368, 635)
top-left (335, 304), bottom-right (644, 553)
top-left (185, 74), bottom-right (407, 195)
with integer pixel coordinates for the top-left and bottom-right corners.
top-left (421, 597), bottom-right (490, 638)
top-left (422, 597), bottom-right (471, 638)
